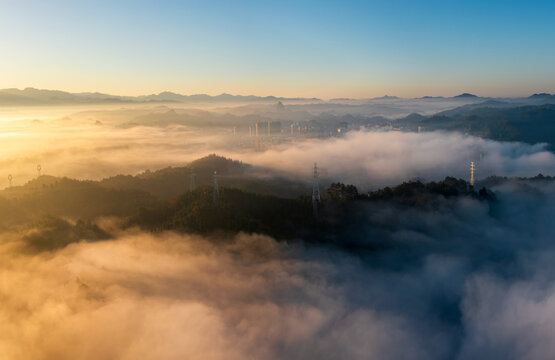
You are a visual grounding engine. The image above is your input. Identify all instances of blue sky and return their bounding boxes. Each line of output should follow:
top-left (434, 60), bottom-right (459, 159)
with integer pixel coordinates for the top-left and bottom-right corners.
top-left (1, 0), bottom-right (554, 98)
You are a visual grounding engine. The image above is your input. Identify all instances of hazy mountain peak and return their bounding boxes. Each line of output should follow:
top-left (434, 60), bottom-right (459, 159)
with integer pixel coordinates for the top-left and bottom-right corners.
top-left (529, 93), bottom-right (555, 99)
top-left (454, 93), bottom-right (479, 98)
top-left (371, 95), bottom-right (400, 100)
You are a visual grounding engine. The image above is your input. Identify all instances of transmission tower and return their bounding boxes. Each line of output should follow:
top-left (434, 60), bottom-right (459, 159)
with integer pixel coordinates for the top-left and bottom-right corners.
top-left (470, 161), bottom-right (475, 187)
top-left (312, 163), bottom-right (321, 217)
top-left (37, 164), bottom-right (42, 178)
top-left (190, 167), bottom-right (196, 192)
top-left (213, 171), bottom-right (219, 203)
top-left (8, 174), bottom-right (12, 188)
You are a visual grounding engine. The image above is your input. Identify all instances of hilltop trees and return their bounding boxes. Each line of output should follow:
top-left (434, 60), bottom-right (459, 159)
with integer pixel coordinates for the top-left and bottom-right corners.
top-left (326, 182), bottom-right (359, 202)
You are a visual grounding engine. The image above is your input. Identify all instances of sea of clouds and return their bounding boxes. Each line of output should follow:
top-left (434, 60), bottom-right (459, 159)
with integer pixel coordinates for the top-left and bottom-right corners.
top-left (2, 179), bottom-right (555, 359)
top-left (2, 114), bottom-right (555, 191)
top-left (3, 104), bottom-right (555, 359)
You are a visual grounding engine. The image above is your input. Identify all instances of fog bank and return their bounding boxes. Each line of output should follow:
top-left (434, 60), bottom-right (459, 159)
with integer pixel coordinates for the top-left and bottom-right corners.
top-left (3, 178), bottom-right (555, 359)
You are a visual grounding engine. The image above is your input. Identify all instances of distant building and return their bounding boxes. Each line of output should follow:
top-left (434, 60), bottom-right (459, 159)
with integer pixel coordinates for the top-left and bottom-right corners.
top-left (336, 121), bottom-right (348, 134)
top-left (257, 121), bottom-right (282, 136)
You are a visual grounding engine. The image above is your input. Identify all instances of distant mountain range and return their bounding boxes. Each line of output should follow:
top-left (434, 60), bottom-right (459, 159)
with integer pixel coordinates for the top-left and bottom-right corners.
top-left (0, 88), bottom-right (321, 106)
top-left (332, 93), bottom-right (489, 101)
top-left (370, 95), bottom-right (400, 100)
top-left (1, 87), bottom-right (554, 106)
top-left (418, 93), bottom-right (482, 100)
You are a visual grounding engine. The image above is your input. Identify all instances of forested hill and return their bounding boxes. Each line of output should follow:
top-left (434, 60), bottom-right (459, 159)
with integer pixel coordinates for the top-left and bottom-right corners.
top-left (0, 155), bottom-right (308, 228)
top-left (0, 166), bottom-right (497, 252)
top-left (0, 176), bottom-right (156, 229)
top-left (396, 104), bottom-right (555, 148)
top-left (99, 154), bottom-right (310, 199)
top-left (127, 177), bottom-right (495, 244)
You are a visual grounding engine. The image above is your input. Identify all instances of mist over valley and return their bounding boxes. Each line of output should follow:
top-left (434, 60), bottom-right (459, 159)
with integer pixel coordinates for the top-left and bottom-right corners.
top-left (2, 91), bottom-right (555, 358)
top-left (3, 0), bottom-right (555, 357)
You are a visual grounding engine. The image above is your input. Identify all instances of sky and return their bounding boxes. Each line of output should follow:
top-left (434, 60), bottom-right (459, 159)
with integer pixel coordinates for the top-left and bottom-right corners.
top-left (1, 0), bottom-right (554, 99)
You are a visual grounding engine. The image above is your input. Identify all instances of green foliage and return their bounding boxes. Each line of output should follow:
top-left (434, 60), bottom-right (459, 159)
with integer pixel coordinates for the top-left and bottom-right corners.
top-left (0, 177), bottom-right (157, 227)
top-left (368, 177), bottom-right (474, 207)
top-left (128, 177), bottom-right (495, 241)
top-left (398, 104), bottom-right (555, 148)
top-left (100, 154), bottom-right (309, 199)
top-left (23, 215), bottom-right (110, 252)
top-left (0, 158), bottom-right (499, 244)
top-left (326, 182), bottom-right (359, 202)
top-left (129, 186), bottom-right (314, 237)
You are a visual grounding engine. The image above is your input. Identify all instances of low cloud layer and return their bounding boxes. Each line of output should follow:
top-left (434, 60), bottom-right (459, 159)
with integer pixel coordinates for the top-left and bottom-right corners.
top-left (0, 119), bottom-right (219, 187)
top-left (0, 232), bottom-right (443, 360)
top-left (234, 130), bottom-right (555, 189)
top-left (2, 179), bottom-right (555, 359)
top-left (3, 103), bottom-right (555, 359)
top-left (2, 105), bottom-right (555, 190)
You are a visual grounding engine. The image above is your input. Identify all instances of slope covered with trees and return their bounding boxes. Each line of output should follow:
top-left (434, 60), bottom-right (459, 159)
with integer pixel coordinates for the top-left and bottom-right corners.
top-left (397, 104), bottom-right (555, 148)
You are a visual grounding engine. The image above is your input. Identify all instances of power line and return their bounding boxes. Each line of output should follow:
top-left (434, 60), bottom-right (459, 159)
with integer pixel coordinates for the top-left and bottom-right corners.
top-left (312, 163), bottom-right (321, 218)
top-left (470, 161), bottom-right (476, 187)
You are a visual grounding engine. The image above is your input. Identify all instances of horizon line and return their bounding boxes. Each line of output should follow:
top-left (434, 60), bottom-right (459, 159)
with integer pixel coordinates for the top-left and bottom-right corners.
top-left (1, 86), bottom-right (554, 101)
